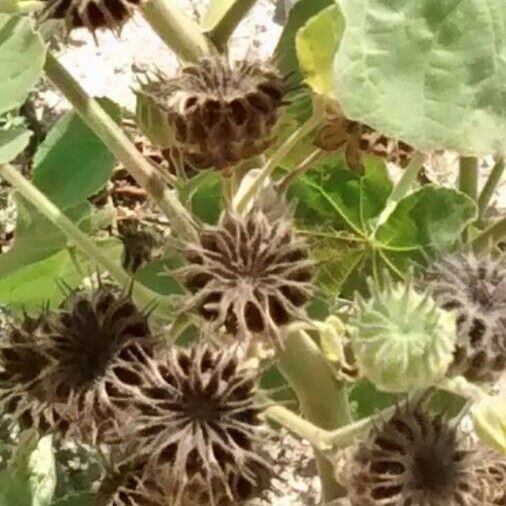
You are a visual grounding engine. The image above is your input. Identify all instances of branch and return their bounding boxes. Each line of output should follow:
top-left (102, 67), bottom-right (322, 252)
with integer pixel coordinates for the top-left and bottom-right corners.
top-left (459, 156), bottom-right (479, 201)
top-left (141, 0), bottom-right (211, 62)
top-left (44, 52), bottom-right (197, 242)
top-left (478, 158), bottom-right (505, 220)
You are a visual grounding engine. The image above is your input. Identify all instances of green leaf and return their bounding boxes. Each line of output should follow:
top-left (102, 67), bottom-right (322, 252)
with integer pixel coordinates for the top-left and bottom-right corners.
top-left (135, 254), bottom-right (184, 296)
top-left (50, 493), bottom-right (95, 506)
top-left (0, 128), bottom-right (31, 163)
top-left (32, 99), bottom-right (121, 210)
top-left (350, 380), bottom-right (397, 419)
top-left (376, 186), bottom-right (477, 252)
top-left (291, 156), bottom-right (392, 235)
top-left (181, 171), bottom-right (222, 225)
top-left (0, 239), bottom-right (122, 314)
top-left (275, 0), bottom-right (334, 82)
top-left (0, 14), bottom-right (45, 115)
top-left (334, 0), bottom-right (506, 155)
top-left (295, 5), bottom-right (344, 97)
top-left (0, 432), bottom-right (55, 506)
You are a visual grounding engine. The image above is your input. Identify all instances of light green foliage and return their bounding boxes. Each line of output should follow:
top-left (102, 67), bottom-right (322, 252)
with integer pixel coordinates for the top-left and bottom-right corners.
top-left (334, 0), bottom-right (506, 155)
top-left (0, 14), bottom-right (45, 115)
top-left (0, 128), bottom-right (31, 164)
top-left (180, 171), bottom-right (223, 224)
top-left (295, 5), bottom-right (344, 97)
top-left (32, 99), bottom-right (121, 209)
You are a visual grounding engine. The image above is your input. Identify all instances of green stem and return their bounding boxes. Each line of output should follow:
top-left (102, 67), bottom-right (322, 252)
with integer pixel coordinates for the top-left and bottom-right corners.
top-left (0, 164), bottom-right (165, 311)
top-left (0, 0), bottom-right (43, 12)
top-left (233, 100), bottom-right (324, 213)
top-left (439, 376), bottom-right (488, 402)
top-left (478, 158), bottom-right (505, 220)
top-left (472, 216), bottom-right (506, 253)
top-left (140, 0), bottom-right (211, 62)
top-left (277, 148), bottom-right (323, 193)
top-left (206, 0), bottom-right (258, 51)
top-left (44, 52), bottom-right (197, 242)
top-left (373, 152), bottom-right (424, 234)
top-left (276, 329), bottom-right (352, 502)
top-left (458, 156), bottom-right (479, 200)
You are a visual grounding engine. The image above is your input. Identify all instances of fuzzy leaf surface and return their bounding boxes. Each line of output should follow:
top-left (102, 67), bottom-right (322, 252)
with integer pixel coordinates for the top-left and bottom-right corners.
top-left (334, 0), bottom-right (506, 155)
top-left (0, 14), bottom-right (45, 115)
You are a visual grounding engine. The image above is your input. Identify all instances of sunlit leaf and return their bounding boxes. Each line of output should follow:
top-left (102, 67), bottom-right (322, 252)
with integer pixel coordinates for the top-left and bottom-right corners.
top-left (296, 5), bottom-right (344, 97)
top-left (334, 0), bottom-right (506, 155)
top-left (0, 14), bottom-right (45, 115)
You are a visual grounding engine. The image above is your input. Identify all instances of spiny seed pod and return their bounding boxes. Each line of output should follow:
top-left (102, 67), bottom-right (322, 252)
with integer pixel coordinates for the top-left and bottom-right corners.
top-left (351, 276), bottom-right (456, 393)
top-left (179, 206), bottom-right (314, 343)
top-left (113, 344), bottom-right (272, 505)
top-left (0, 314), bottom-right (68, 433)
top-left (347, 404), bottom-right (505, 506)
top-left (145, 56), bottom-right (287, 170)
top-left (41, 0), bottom-right (139, 35)
top-left (1, 288), bottom-right (153, 441)
top-left (98, 459), bottom-right (165, 506)
top-left (427, 253), bottom-right (506, 383)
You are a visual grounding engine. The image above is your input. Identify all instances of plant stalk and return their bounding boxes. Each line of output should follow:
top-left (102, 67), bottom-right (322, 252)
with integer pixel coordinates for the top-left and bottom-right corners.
top-left (276, 329), bottom-right (352, 502)
top-left (0, 164), bottom-right (166, 311)
top-left (206, 0), bottom-right (258, 51)
top-left (140, 0), bottom-right (211, 62)
top-left (234, 100), bottom-right (324, 213)
top-left (44, 52), bottom-right (197, 242)
top-left (458, 156), bottom-right (479, 200)
top-left (472, 216), bottom-right (506, 253)
top-left (0, 0), bottom-right (43, 13)
top-left (478, 158), bottom-right (505, 220)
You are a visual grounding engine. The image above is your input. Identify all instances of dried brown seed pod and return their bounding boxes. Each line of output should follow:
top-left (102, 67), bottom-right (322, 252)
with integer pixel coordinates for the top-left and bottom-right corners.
top-left (427, 253), bottom-right (506, 383)
top-left (347, 403), bottom-right (504, 506)
top-left (0, 288), bottom-right (153, 441)
top-left (98, 458), bottom-right (166, 506)
top-left (314, 106), bottom-right (414, 170)
top-left (179, 206), bottom-right (314, 342)
top-left (144, 56), bottom-right (287, 170)
top-left (113, 343), bottom-right (272, 505)
top-left (41, 0), bottom-right (139, 35)
top-left (0, 314), bottom-right (68, 433)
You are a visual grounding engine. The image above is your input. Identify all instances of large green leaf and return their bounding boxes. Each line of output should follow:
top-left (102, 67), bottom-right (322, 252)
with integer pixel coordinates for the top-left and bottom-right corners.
top-left (135, 254), bottom-right (185, 296)
top-left (290, 156), bottom-right (392, 235)
top-left (295, 5), bottom-right (344, 97)
top-left (0, 128), bottom-right (31, 163)
top-left (376, 186), bottom-right (477, 251)
top-left (180, 171), bottom-right (222, 225)
top-left (275, 0), bottom-right (334, 81)
top-left (334, 0), bottom-right (506, 155)
top-left (0, 14), bottom-right (45, 115)
top-left (32, 99), bottom-right (121, 209)
top-left (0, 239), bottom-right (122, 314)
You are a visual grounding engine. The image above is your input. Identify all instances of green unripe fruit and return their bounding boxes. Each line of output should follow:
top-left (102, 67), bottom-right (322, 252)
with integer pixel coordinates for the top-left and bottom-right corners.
top-left (351, 275), bottom-right (456, 393)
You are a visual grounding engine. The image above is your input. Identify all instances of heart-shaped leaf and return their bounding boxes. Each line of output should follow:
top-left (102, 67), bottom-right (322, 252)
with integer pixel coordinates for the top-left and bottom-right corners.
top-left (334, 0), bottom-right (506, 155)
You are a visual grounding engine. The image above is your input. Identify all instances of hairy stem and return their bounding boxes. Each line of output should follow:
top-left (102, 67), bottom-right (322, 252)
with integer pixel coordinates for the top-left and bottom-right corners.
top-left (373, 152), bottom-right (424, 234)
top-left (141, 0), bottom-right (211, 62)
top-left (0, 164), bottom-right (167, 311)
top-left (277, 329), bottom-right (352, 501)
top-left (459, 156), bottom-right (479, 201)
top-left (205, 0), bottom-right (258, 51)
top-left (472, 216), bottom-right (506, 253)
top-left (478, 158), bottom-right (505, 220)
top-left (44, 52), bottom-right (197, 242)
top-left (234, 100), bottom-right (324, 213)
